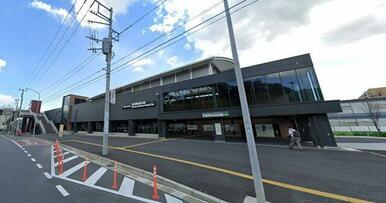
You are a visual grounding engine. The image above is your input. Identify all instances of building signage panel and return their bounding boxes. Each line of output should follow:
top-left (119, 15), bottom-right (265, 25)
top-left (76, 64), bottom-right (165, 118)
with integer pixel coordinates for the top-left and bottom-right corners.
top-left (122, 101), bottom-right (156, 109)
top-left (202, 111), bottom-right (229, 118)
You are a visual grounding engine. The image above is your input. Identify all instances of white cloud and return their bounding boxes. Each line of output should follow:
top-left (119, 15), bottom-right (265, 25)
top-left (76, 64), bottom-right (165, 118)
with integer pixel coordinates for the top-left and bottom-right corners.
top-left (150, 0), bottom-right (386, 100)
top-left (131, 58), bottom-right (153, 72)
top-left (166, 55), bottom-right (179, 66)
top-left (0, 94), bottom-right (14, 107)
top-left (30, 0), bottom-right (70, 22)
top-left (0, 58), bottom-right (6, 72)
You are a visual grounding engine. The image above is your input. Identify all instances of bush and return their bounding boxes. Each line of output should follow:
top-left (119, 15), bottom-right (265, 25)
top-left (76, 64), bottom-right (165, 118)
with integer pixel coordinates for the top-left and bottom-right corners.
top-left (334, 131), bottom-right (386, 137)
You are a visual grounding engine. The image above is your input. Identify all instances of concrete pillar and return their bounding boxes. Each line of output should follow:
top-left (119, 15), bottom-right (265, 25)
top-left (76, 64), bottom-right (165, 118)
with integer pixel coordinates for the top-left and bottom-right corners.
top-left (128, 120), bottom-right (134, 136)
top-left (158, 120), bottom-right (166, 138)
top-left (87, 122), bottom-right (92, 133)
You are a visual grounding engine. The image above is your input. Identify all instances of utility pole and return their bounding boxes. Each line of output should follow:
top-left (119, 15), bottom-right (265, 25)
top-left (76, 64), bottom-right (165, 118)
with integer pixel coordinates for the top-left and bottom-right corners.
top-left (16, 88), bottom-right (25, 135)
top-left (87, 0), bottom-right (119, 155)
top-left (223, 0), bottom-right (266, 202)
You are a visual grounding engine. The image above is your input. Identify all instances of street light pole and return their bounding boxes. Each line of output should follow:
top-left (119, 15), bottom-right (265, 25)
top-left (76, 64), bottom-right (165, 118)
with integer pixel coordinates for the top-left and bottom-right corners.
top-left (26, 88), bottom-right (41, 136)
top-left (16, 89), bottom-right (25, 136)
top-left (222, 0), bottom-right (266, 202)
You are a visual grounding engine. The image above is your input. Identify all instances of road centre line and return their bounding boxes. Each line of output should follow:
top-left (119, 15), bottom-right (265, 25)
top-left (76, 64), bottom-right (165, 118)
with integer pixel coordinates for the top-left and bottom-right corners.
top-left (36, 164), bottom-right (43, 169)
top-left (31, 158), bottom-right (36, 162)
top-left (58, 139), bottom-right (371, 203)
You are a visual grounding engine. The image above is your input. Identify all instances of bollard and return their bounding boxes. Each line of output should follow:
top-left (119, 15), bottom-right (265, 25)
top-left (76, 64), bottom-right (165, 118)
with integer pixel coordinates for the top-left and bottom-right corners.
top-left (152, 165), bottom-right (159, 200)
top-left (81, 159), bottom-right (88, 181)
top-left (58, 150), bottom-right (63, 175)
top-left (112, 161), bottom-right (118, 189)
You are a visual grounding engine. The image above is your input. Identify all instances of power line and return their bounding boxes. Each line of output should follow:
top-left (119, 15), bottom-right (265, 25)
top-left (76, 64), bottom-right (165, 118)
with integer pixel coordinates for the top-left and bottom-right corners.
top-left (40, 53), bottom-right (101, 96)
top-left (42, 0), bottom-right (222, 101)
top-left (22, 0), bottom-right (78, 88)
top-left (111, 0), bottom-right (249, 73)
top-left (42, 0), bottom-right (226, 101)
top-left (41, 0), bottom-right (167, 97)
top-left (118, 0), bottom-right (167, 35)
top-left (42, 0), bottom-right (257, 102)
top-left (28, 0), bottom-right (91, 88)
top-left (111, 0), bottom-right (224, 67)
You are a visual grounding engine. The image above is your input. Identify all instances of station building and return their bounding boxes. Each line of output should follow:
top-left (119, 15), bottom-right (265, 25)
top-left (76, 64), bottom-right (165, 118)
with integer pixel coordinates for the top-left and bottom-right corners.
top-left (45, 54), bottom-right (341, 146)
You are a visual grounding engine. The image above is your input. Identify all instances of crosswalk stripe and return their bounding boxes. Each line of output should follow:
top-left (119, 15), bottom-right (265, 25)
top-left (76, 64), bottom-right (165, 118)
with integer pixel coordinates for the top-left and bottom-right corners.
top-left (55, 156), bottom-right (78, 167)
top-left (54, 151), bottom-right (70, 158)
top-left (84, 167), bottom-right (108, 185)
top-left (60, 161), bottom-right (87, 177)
top-left (165, 194), bottom-right (183, 203)
top-left (118, 177), bottom-right (135, 196)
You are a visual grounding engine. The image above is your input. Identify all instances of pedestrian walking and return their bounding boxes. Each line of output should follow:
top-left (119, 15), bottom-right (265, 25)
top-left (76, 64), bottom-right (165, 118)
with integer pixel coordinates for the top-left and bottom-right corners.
top-left (288, 127), bottom-right (303, 151)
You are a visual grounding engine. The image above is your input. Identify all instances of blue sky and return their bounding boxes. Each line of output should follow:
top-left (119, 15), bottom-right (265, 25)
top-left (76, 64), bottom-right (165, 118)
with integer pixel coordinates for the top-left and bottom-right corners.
top-left (1, 0), bottom-right (386, 110)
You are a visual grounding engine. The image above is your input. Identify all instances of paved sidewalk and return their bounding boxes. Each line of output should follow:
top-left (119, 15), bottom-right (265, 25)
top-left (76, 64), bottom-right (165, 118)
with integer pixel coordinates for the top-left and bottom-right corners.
top-left (338, 143), bottom-right (386, 151)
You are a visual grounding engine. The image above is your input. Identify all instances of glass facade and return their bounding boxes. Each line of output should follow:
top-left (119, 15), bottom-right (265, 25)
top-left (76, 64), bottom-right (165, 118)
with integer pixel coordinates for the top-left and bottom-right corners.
top-left (163, 67), bottom-right (323, 112)
top-left (136, 120), bottom-right (158, 134)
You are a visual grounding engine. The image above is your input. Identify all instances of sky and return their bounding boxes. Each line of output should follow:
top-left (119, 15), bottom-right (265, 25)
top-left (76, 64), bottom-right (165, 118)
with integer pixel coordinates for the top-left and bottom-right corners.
top-left (0, 0), bottom-right (386, 111)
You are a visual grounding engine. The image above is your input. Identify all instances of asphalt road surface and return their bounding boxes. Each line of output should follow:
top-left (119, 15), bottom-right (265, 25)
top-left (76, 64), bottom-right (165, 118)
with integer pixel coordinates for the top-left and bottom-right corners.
top-left (31, 134), bottom-right (386, 203)
top-left (0, 135), bottom-right (181, 203)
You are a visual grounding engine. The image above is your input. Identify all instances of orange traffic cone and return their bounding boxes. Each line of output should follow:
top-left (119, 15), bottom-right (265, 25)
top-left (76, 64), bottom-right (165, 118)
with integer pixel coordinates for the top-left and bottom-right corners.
top-left (81, 159), bottom-right (88, 181)
top-left (152, 165), bottom-right (159, 200)
top-left (112, 161), bottom-right (118, 189)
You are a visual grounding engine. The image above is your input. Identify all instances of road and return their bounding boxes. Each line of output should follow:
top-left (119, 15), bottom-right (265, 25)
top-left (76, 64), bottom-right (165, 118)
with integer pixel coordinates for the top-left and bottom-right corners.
top-left (32, 134), bottom-right (386, 203)
top-left (0, 135), bottom-right (182, 203)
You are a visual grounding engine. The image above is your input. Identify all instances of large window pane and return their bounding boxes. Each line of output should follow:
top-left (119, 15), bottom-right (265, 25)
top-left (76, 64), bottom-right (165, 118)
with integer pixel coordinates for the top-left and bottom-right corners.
top-left (163, 92), bottom-right (176, 111)
top-left (265, 73), bottom-right (286, 104)
top-left (227, 80), bottom-right (240, 107)
top-left (252, 76), bottom-right (270, 104)
top-left (216, 83), bottom-right (230, 108)
top-left (280, 70), bottom-right (302, 102)
top-left (296, 67), bottom-right (322, 102)
top-left (190, 88), bottom-right (201, 110)
top-left (200, 86), bottom-right (216, 109)
top-left (244, 80), bottom-right (255, 105)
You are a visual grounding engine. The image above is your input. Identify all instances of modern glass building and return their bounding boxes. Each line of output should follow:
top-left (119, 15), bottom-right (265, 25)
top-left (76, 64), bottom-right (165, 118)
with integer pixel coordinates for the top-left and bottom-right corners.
top-left (45, 54), bottom-right (341, 146)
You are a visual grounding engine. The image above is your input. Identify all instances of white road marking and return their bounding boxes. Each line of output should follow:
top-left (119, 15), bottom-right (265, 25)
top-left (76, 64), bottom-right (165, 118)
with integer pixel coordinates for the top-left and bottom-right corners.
top-left (54, 156), bottom-right (78, 167)
top-left (165, 194), bottom-right (183, 203)
top-left (50, 145), bottom-right (54, 175)
top-left (44, 172), bottom-right (52, 179)
top-left (56, 185), bottom-right (69, 197)
top-left (24, 151), bottom-right (28, 153)
top-left (31, 158), bottom-right (36, 162)
top-left (118, 177), bottom-right (135, 196)
top-left (54, 152), bottom-right (70, 158)
top-left (9, 138), bottom-right (23, 148)
top-left (60, 161), bottom-right (87, 178)
top-left (84, 167), bottom-right (108, 185)
top-left (27, 154), bottom-right (31, 157)
top-left (340, 147), bottom-right (361, 152)
top-left (53, 175), bottom-right (159, 203)
top-left (36, 164), bottom-right (43, 169)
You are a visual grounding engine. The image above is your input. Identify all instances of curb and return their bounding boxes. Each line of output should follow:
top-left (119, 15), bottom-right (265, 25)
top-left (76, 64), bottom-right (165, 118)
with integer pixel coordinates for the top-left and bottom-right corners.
top-left (43, 138), bottom-right (227, 203)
